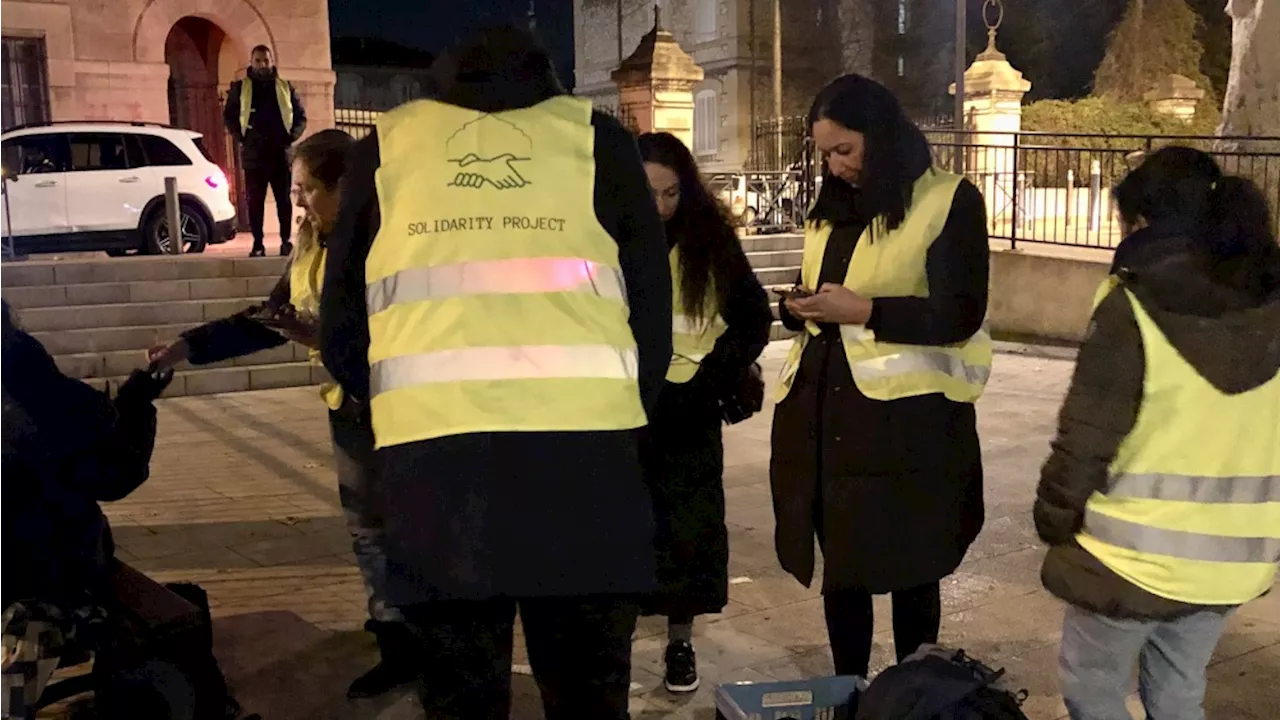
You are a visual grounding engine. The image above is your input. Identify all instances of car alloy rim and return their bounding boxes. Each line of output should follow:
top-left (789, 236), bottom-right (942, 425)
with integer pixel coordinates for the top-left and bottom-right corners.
top-left (156, 212), bottom-right (201, 251)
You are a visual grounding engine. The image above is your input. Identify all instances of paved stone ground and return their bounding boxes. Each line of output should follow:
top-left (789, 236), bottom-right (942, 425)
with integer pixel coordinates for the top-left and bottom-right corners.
top-left (64, 346), bottom-right (1278, 718)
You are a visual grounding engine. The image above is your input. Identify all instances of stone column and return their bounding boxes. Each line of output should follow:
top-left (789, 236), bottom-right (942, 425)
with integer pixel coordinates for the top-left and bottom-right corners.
top-left (610, 6), bottom-right (704, 149)
top-left (949, 22), bottom-right (1031, 230)
top-left (1145, 74), bottom-right (1206, 123)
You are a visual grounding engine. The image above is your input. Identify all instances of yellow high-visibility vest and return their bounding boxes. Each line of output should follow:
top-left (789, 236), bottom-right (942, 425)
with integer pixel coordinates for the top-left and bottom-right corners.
top-left (239, 75), bottom-right (295, 137)
top-left (667, 247), bottom-right (727, 384)
top-left (1076, 281), bottom-right (1280, 605)
top-left (364, 96), bottom-right (647, 449)
top-left (775, 169), bottom-right (991, 403)
top-left (288, 224), bottom-right (343, 410)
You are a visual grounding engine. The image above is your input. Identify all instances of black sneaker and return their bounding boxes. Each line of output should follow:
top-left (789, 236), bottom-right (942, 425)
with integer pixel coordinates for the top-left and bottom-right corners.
top-left (663, 640), bottom-right (699, 693)
top-left (249, 245), bottom-right (266, 258)
top-left (280, 241), bottom-right (294, 257)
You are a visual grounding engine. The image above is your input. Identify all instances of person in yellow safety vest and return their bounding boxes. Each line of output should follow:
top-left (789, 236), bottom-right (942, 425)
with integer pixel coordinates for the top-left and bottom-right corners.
top-left (145, 130), bottom-right (420, 701)
top-left (769, 74), bottom-right (993, 679)
top-left (635, 132), bottom-right (773, 694)
top-left (1035, 146), bottom-right (1280, 720)
top-left (317, 26), bottom-right (673, 719)
top-left (223, 44), bottom-right (307, 258)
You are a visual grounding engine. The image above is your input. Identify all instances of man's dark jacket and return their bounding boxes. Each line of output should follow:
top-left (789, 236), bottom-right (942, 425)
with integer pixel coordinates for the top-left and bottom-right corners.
top-left (222, 69), bottom-right (307, 166)
top-left (320, 70), bottom-right (672, 604)
top-left (1034, 225), bottom-right (1280, 620)
top-left (2, 327), bottom-right (164, 607)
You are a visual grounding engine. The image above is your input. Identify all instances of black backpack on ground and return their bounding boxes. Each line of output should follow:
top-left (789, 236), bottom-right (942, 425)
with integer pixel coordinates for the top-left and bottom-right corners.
top-left (855, 644), bottom-right (1031, 720)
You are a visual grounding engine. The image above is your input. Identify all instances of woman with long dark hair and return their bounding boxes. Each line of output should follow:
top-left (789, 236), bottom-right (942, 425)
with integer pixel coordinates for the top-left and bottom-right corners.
top-left (1036, 146), bottom-right (1280, 720)
top-left (771, 74), bottom-right (992, 678)
top-left (147, 130), bottom-right (418, 700)
top-left (636, 132), bottom-right (772, 693)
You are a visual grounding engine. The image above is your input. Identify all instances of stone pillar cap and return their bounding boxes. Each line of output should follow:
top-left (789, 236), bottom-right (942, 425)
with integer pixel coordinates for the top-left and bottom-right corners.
top-left (1144, 74), bottom-right (1207, 102)
top-left (610, 3), bottom-right (704, 87)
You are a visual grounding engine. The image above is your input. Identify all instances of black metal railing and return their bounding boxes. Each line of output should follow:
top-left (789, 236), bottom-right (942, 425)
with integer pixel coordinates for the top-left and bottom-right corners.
top-left (750, 116), bottom-right (1280, 250)
top-left (925, 130), bottom-right (1280, 249)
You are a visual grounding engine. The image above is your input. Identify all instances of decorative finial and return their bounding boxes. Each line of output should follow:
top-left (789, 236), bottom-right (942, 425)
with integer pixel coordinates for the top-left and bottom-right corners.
top-left (978, 0), bottom-right (1006, 60)
top-left (654, 3), bottom-right (664, 32)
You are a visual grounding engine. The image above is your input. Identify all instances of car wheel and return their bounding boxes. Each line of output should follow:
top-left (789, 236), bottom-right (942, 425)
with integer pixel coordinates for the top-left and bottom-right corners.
top-left (145, 203), bottom-right (209, 255)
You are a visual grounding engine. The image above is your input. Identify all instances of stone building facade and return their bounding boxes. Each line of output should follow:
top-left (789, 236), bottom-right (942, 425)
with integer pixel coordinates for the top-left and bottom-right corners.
top-left (2, 0), bottom-right (335, 177)
top-left (574, 0), bottom-right (876, 172)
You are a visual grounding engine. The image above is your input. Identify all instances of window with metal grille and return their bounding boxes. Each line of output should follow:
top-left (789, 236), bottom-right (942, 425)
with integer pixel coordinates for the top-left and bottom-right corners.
top-left (694, 90), bottom-right (718, 158)
top-left (2, 37), bottom-right (51, 131)
top-left (695, 0), bottom-right (717, 43)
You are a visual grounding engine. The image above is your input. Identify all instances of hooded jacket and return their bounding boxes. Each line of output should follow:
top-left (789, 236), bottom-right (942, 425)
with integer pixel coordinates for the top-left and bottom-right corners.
top-left (1035, 225), bottom-right (1280, 619)
top-left (2, 327), bottom-right (165, 607)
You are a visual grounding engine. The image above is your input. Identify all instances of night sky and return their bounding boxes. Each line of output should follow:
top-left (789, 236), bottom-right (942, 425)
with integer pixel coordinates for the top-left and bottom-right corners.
top-left (327, 0), bottom-right (575, 86)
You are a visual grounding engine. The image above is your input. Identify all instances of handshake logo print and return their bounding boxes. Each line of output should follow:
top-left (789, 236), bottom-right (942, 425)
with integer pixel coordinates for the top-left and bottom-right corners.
top-left (445, 114), bottom-right (534, 191)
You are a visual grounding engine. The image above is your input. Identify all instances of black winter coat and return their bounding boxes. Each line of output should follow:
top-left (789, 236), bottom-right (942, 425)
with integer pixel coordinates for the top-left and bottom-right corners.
top-left (641, 228), bottom-right (772, 618)
top-left (320, 72), bottom-right (672, 603)
top-left (1035, 226), bottom-right (1280, 620)
top-left (770, 178), bottom-right (989, 594)
top-left (2, 329), bottom-right (161, 607)
top-left (223, 70), bottom-right (307, 166)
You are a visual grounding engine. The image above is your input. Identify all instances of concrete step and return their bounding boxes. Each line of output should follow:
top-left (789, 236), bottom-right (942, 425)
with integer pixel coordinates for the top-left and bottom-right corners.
top-left (82, 361), bottom-right (330, 399)
top-left (54, 343), bottom-right (311, 381)
top-left (1, 255), bottom-right (286, 288)
top-left (770, 320), bottom-right (796, 341)
top-left (739, 233), bottom-right (804, 253)
top-left (753, 266), bottom-right (801, 288)
top-left (4, 276), bottom-right (280, 310)
top-left (30, 322), bottom-right (202, 355)
top-left (746, 249), bottom-right (804, 270)
top-left (18, 298), bottom-right (263, 333)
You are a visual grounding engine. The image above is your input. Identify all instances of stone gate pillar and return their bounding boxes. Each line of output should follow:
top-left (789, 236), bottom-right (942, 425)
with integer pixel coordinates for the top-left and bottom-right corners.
top-left (949, 4), bottom-right (1031, 228)
top-left (610, 6), bottom-right (704, 149)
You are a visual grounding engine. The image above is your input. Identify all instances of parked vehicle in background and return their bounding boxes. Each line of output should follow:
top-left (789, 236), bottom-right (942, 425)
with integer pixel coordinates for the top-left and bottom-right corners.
top-left (1, 121), bottom-right (237, 256)
top-left (708, 166), bottom-right (811, 235)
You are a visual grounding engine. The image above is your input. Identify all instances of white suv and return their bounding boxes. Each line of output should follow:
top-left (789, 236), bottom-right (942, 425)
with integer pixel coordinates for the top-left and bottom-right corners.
top-left (1, 121), bottom-right (238, 256)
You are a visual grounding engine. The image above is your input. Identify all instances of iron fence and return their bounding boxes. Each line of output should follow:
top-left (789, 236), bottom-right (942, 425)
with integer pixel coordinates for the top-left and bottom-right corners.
top-left (751, 116), bottom-right (1280, 249)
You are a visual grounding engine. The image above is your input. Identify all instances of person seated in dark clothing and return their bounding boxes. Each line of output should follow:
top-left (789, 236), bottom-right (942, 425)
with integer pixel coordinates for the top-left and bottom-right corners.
top-left (1, 299), bottom-right (173, 718)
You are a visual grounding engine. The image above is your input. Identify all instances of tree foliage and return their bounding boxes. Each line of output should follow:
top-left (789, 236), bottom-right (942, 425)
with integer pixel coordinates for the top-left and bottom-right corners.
top-left (1093, 0), bottom-right (1216, 105)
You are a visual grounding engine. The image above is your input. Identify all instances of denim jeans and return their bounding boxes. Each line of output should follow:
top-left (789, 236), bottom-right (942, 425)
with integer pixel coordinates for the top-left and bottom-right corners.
top-left (330, 400), bottom-right (402, 624)
top-left (1059, 604), bottom-right (1231, 720)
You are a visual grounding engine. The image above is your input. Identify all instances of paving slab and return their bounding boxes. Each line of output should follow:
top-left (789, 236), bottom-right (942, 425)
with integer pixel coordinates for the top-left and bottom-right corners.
top-left (35, 347), bottom-right (1278, 718)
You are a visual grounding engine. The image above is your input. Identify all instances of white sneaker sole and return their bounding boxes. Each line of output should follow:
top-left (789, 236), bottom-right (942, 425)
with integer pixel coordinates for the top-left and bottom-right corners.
top-left (664, 677), bottom-right (700, 693)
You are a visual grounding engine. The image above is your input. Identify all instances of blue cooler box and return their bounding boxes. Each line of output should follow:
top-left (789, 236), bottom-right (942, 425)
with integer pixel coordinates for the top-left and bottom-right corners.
top-left (714, 675), bottom-right (868, 720)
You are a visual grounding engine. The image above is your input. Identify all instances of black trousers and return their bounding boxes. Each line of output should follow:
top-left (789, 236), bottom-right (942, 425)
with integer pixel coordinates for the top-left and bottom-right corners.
top-left (242, 152), bottom-right (292, 247)
top-left (404, 595), bottom-right (638, 719)
top-left (823, 581), bottom-right (941, 678)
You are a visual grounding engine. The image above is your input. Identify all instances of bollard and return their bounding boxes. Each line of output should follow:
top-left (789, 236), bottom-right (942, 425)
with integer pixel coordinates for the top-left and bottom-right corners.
top-left (164, 177), bottom-right (182, 255)
top-left (1087, 160), bottom-right (1102, 233)
top-left (1065, 169), bottom-right (1075, 228)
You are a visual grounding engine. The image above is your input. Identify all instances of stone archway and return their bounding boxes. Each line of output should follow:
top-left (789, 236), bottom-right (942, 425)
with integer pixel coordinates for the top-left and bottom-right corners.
top-left (132, 0), bottom-right (275, 68)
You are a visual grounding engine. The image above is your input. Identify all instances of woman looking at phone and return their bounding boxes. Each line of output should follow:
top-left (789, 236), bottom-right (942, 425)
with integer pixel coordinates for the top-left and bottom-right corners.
top-left (771, 74), bottom-right (992, 678)
top-left (145, 129), bottom-right (416, 700)
top-left (636, 132), bottom-right (772, 693)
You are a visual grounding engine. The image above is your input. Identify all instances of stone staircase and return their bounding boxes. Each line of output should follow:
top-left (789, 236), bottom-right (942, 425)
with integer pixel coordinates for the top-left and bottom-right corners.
top-left (1, 235), bottom-right (802, 398)
top-left (741, 232), bottom-right (803, 341)
top-left (1, 256), bottom-right (324, 398)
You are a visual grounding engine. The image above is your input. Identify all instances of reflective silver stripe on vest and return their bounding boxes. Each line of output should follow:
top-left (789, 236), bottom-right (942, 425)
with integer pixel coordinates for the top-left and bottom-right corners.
top-left (1084, 510), bottom-right (1280, 564)
top-left (370, 345), bottom-right (638, 397)
top-left (1108, 473), bottom-right (1280, 504)
top-left (367, 258), bottom-right (627, 316)
top-left (849, 351), bottom-right (991, 386)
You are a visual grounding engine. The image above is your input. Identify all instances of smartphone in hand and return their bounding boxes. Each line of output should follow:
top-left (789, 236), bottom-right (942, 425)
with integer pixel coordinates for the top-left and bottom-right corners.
top-left (774, 285), bottom-right (814, 300)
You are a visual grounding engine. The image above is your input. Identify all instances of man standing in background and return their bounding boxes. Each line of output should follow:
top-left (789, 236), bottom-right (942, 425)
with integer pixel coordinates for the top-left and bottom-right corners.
top-left (224, 45), bottom-right (307, 257)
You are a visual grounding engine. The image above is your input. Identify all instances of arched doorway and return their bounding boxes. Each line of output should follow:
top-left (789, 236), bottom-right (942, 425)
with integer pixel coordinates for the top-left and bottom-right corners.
top-left (165, 16), bottom-right (247, 226)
